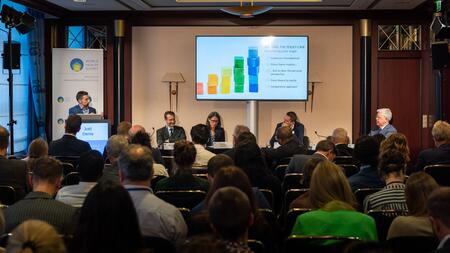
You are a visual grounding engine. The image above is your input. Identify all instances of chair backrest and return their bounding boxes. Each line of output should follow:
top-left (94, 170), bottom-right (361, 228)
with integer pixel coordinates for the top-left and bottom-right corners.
top-left (0, 186), bottom-right (16, 206)
top-left (275, 164), bottom-right (289, 181)
top-left (339, 164), bottom-right (360, 177)
top-left (61, 162), bottom-right (76, 176)
top-left (353, 188), bottom-right (382, 211)
top-left (247, 239), bottom-right (265, 253)
top-left (285, 235), bottom-right (360, 253)
top-left (150, 176), bottom-right (167, 191)
top-left (192, 173), bottom-right (208, 180)
top-left (258, 189), bottom-right (274, 209)
top-left (0, 233), bottom-right (11, 248)
top-left (142, 236), bottom-right (175, 253)
top-left (367, 210), bottom-right (408, 241)
top-left (387, 236), bottom-right (439, 253)
top-left (54, 156), bottom-right (80, 168)
top-left (278, 157), bottom-right (293, 166)
top-left (424, 164), bottom-right (450, 186)
top-left (155, 190), bottom-right (206, 209)
top-left (334, 156), bottom-right (355, 165)
top-left (284, 208), bottom-right (312, 235)
top-left (63, 172), bottom-right (80, 186)
top-left (282, 173), bottom-right (304, 192)
top-left (284, 188), bottom-right (309, 211)
top-left (178, 207), bottom-right (191, 221)
top-left (192, 166), bottom-right (208, 174)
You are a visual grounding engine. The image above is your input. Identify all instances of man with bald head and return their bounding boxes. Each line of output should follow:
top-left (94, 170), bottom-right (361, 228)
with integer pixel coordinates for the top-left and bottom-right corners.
top-left (263, 126), bottom-right (307, 168)
top-left (128, 124), bottom-right (146, 139)
top-left (128, 124), bottom-right (164, 165)
top-left (331, 128), bottom-right (353, 157)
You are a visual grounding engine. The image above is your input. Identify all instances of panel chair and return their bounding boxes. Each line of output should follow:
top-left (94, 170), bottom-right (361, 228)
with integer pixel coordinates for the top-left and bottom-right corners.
top-left (285, 235), bottom-right (360, 253)
top-left (424, 164), bottom-right (450, 186)
top-left (155, 190), bottom-right (206, 209)
top-left (367, 210), bottom-right (408, 241)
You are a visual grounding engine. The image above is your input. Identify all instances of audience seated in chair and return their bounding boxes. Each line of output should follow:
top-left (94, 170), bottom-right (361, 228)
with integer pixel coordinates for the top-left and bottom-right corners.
top-left (263, 126), bottom-right (307, 169)
top-left (155, 141), bottom-right (209, 192)
top-left (331, 128), bottom-right (353, 157)
top-left (130, 126), bottom-right (166, 168)
top-left (23, 137), bottom-right (48, 172)
top-left (119, 144), bottom-right (187, 243)
top-left (56, 150), bottom-right (104, 207)
top-left (0, 125), bottom-right (29, 200)
top-left (416, 120), bottom-right (450, 172)
top-left (100, 135), bottom-right (129, 183)
top-left (427, 187), bottom-right (450, 253)
top-left (223, 125), bottom-right (250, 160)
top-left (208, 186), bottom-right (255, 253)
top-left (71, 181), bottom-right (145, 253)
top-left (379, 133), bottom-right (412, 174)
top-left (348, 136), bottom-right (385, 192)
top-left (291, 161), bottom-right (378, 242)
top-left (287, 140), bottom-right (335, 174)
top-left (48, 115), bottom-right (92, 157)
top-left (363, 150), bottom-right (407, 213)
top-left (289, 157), bottom-right (323, 210)
top-left (102, 121), bottom-right (131, 160)
top-left (6, 220), bottom-right (66, 253)
top-left (190, 124), bottom-right (215, 167)
top-left (4, 157), bottom-right (77, 234)
top-left (387, 172), bottom-right (439, 239)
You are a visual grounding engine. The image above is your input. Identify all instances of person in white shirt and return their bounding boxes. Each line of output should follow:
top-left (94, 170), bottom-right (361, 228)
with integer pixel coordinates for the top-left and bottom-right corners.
top-left (190, 124), bottom-right (215, 167)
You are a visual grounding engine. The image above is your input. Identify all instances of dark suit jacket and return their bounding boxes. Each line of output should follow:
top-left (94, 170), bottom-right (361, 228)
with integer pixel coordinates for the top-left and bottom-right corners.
top-left (415, 144), bottom-right (450, 171)
top-left (68, 105), bottom-right (96, 115)
top-left (348, 165), bottom-right (385, 192)
top-left (263, 137), bottom-right (307, 168)
top-left (335, 144), bottom-right (354, 157)
top-left (270, 122), bottom-right (305, 147)
top-left (48, 134), bottom-right (92, 157)
top-left (206, 127), bottom-right (225, 146)
top-left (0, 157), bottom-right (29, 200)
top-left (286, 153), bottom-right (327, 174)
top-left (156, 126), bottom-right (187, 147)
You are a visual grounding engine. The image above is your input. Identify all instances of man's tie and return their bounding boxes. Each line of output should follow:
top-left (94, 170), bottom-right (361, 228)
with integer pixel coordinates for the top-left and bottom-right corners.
top-left (169, 128), bottom-right (173, 137)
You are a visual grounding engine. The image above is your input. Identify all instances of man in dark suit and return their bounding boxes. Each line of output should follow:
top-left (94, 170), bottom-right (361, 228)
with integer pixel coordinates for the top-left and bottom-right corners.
top-left (4, 157), bottom-right (77, 234)
top-left (0, 126), bottom-right (29, 200)
top-left (269, 111), bottom-right (305, 148)
top-left (223, 125), bottom-right (250, 160)
top-left (49, 115), bottom-right (91, 156)
top-left (263, 126), bottom-right (307, 168)
top-left (286, 140), bottom-right (335, 174)
top-left (68, 90), bottom-right (97, 115)
top-left (416, 120), bottom-right (450, 171)
top-left (156, 111), bottom-right (186, 147)
top-left (428, 187), bottom-right (450, 253)
top-left (331, 128), bottom-right (353, 157)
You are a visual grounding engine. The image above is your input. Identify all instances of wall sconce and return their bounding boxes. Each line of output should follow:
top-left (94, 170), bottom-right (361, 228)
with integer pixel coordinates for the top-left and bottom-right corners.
top-left (161, 72), bottom-right (185, 112)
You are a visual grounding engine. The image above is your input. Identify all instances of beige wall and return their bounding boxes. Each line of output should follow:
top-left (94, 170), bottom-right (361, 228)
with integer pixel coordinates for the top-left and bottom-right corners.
top-left (132, 26), bottom-right (353, 146)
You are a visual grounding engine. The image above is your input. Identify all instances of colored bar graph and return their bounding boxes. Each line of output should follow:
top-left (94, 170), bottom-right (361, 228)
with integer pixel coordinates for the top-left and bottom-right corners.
top-left (196, 82), bottom-right (204, 95)
top-left (208, 74), bottom-right (218, 94)
top-left (234, 56), bottom-right (244, 93)
top-left (221, 67), bottom-right (232, 94)
top-left (247, 47), bottom-right (260, 92)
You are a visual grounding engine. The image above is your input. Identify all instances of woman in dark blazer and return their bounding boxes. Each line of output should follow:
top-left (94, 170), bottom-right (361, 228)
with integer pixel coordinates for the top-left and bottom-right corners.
top-left (206, 111), bottom-right (225, 146)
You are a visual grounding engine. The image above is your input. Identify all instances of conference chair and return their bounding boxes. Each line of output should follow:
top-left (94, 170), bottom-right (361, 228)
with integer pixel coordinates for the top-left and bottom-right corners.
top-left (192, 166), bottom-right (208, 174)
top-left (284, 188), bottom-right (309, 211)
top-left (353, 188), bottom-right (382, 211)
top-left (150, 175), bottom-right (167, 191)
top-left (282, 173), bottom-right (304, 192)
top-left (192, 173), bottom-right (208, 180)
top-left (0, 186), bottom-right (16, 205)
top-left (333, 156), bottom-right (355, 165)
top-left (54, 156), bottom-right (80, 168)
top-left (387, 236), bottom-right (439, 253)
top-left (284, 208), bottom-right (312, 236)
top-left (63, 172), bottom-right (80, 186)
top-left (142, 236), bottom-right (175, 253)
top-left (339, 164), bottom-right (360, 177)
top-left (259, 189), bottom-right (274, 209)
top-left (284, 235), bottom-right (360, 253)
top-left (367, 210), bottom-right (408, 241)
top-left (61, 162), bottom-right (76, 176)
top-left (278, 157), bottom-right (293, 166)
top-left (274, 164), bottom-right (288, 181)
top-left (424, 164), bottom-right (450, 186)
top-left (247, 239), bottom-right (265, 253)
top-left (178, 207), bottom-right (191, 221)
top-left (155, 190), bottom-right (206, 209)
top-left (0, 233), bottom-right (11, 248)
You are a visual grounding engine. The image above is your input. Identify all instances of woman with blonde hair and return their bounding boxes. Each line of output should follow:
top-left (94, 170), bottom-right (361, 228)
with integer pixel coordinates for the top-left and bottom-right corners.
top-left (291, 161), bottom-right (377, 241)
top-left (387, 172), bottom-right (439, 239)
top-left (6, 220), bottom-right (66, 253)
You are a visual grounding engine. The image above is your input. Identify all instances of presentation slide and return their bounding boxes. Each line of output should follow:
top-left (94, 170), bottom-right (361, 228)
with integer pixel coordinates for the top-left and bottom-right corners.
top-left (196, 36), bottom-right (308, 101)
top-left (76, 121), bottom-right (109, 152)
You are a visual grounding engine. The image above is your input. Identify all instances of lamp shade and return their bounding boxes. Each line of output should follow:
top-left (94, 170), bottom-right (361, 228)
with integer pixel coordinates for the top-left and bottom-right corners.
top-left (161, 72), bottom-right (185, 83)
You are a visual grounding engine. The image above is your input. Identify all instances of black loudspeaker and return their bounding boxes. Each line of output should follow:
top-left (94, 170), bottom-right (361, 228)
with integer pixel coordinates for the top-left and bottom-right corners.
top-left (432, 42), bottom-right (449, 69)
top-left (3, 42), bottom-right (20, 70)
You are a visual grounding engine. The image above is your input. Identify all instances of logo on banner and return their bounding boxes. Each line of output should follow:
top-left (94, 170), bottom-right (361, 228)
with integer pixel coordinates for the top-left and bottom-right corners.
top-left (70, 58), bottom-right (84, 72)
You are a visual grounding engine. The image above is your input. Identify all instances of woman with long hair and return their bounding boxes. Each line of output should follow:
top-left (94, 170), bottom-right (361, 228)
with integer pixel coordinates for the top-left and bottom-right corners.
top-left (205, 112), bottom-right (225, 146)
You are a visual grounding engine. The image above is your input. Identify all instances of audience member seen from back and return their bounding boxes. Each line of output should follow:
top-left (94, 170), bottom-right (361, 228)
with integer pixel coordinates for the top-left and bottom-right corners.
top-left (56, 150), bottom-right (104, 207)
top-left (72, 181), bottom-right (144, 253)
top-left (291, 161), bottom-right (378, 242)
top-left (427, 187), bottom-right (450, 253)
top-left (363, 150), bottom-right (407, 213)
top-left (379, 133), bottom-right (412, 175)
top-left (156, 111), bottom-right (187, 146)
top-left (101, 135), bottom-right (129, 183)
top-left (0, 125), bottom-right (29, 200)
top-left (387, 172), bottom-right (439, 239)
top-left (263, 126), bottom-right (306, 169)
top-left (348, 136), bottom-right (385, 192)
top-left (119, 144), bottom-right (187, 243)
top-left (223, 125), bottom-right (250, 159)
top-left (369, 108), bottom-right (397, 138)
top-left (331, 128), bottom-right (353, 157)
top-left (269, 111), bottom-right (305, 148)
top-left (23, 137), bottom-right (48, 171)
top-left (287, 139), bottom-right (335, 174)
top-left (6, 220), bottom-right (67, 253)
top-left (190, 124), bottom-right (215, 167)
top-left (208, 186), bottom-right (254, 253)
top-left (205, 111), bottom-right (225, 146)
top-left (4, 157), bottom-right (77, 234)
top-left (130, 130), bottom-right (167, 176)
top-left (416, 120), bottom-right (450, 171)
top-left (48, 115), bottom-right (91, 156)
top-left (102, 121), bottom-right (131, 160)
top-left (155, 140), bottom-right (209, 192)
top-left (289, 157), bottom-right (323, 210)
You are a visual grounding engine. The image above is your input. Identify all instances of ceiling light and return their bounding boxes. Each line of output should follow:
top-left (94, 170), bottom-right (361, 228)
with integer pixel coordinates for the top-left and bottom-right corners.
top-left (220, 0), bottom-right (273, 18)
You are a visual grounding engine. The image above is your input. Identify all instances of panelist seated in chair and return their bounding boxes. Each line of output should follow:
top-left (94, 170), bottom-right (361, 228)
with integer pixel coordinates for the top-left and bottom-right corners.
top-left (68, 90), bottom-right (97, 115)
top-left (156, 111), bottom-right (186, 147)
top-left (369, 108), bottom-right (397, 138)
top-left (269, 111), bottom-right (304, 148)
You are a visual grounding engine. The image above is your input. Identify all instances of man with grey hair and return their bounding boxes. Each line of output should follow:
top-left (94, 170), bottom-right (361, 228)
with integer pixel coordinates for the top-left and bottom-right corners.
top-left (119, 144), bottom-right (187, 243)
top-left (369, 108), bottom-right (397, 137)
top-left (100, 135), bottom-right (129, 183)
top-left (331, 128), bottom-right (353, 157)
top-left (416, 120), bottom-right (450, 171)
